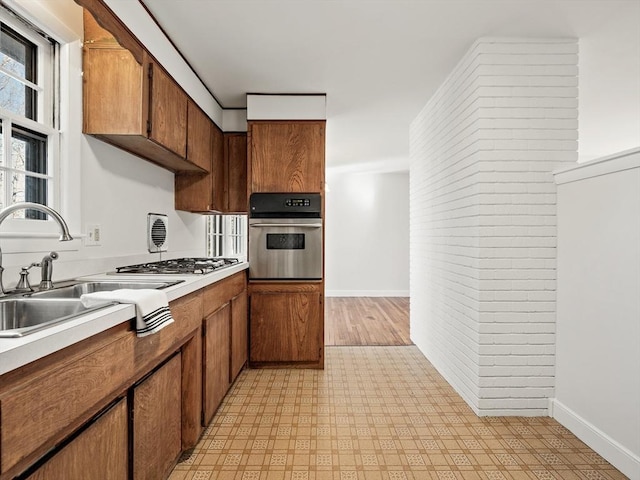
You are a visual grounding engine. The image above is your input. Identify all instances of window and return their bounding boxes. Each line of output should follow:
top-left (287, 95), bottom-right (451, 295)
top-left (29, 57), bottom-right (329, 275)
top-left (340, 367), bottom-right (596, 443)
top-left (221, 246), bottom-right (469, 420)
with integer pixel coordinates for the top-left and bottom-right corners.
top-left (0, 8), bottom-right (57, 220)
top-left (206, 215), bottom-right (247, 259)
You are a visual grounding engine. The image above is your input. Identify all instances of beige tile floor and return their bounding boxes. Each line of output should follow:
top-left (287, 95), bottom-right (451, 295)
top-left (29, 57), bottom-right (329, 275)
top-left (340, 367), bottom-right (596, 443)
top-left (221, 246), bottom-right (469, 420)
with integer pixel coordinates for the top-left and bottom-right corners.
top-left (169, 346), bottom-right (627, 480)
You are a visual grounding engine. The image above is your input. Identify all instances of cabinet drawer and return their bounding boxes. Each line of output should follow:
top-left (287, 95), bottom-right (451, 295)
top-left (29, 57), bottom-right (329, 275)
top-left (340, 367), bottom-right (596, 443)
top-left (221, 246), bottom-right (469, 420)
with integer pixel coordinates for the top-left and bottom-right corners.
top-left (203, 272), bottom-right (246, 316)
top-left (0, 333), bottom-right (134, 474)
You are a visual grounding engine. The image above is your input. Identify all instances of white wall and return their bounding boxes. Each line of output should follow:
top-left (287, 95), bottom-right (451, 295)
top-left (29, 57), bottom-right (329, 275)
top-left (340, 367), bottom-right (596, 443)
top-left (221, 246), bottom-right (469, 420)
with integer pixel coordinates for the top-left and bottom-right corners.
top-left (325, 170), bottom-right (409, 297)
top-left (0, 0), bottom-right (208, 284)
top-left (410, 38), bottom-right (578, 416)
top-left (553, 149), bottom-right (640, 480)
top-left (578, 3), bottom-right (640, 162)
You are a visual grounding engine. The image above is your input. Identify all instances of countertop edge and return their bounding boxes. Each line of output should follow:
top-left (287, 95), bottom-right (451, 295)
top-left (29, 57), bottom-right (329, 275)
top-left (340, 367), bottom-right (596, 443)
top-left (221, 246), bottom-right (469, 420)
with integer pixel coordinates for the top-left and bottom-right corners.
top-left (0, 262), bottom-right (248, 376)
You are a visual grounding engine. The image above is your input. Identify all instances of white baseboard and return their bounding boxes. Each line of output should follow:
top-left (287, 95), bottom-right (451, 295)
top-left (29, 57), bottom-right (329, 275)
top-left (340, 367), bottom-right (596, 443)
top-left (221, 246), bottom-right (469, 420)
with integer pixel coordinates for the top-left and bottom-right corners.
top-left (325, 290), bottom-right (410, 297)
top-left (551, 399), bottom-right (640, 480)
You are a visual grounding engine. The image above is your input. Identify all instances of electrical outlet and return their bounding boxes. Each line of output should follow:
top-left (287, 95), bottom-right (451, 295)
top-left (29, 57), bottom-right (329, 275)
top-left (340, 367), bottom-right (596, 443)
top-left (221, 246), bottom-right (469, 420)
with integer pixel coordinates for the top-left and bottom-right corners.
top-left (85, 224), bottom-right (102, 246)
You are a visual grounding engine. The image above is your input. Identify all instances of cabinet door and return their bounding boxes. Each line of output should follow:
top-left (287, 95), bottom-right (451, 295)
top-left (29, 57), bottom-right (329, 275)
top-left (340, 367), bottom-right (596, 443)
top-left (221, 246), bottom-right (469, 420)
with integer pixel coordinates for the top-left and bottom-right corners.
top-left (133, 354), bottom-right (182, 480)
top-left (226, 133), bottom-right (248, 212)
top-left (203, 303), bottom-right (231, 425)
top-left (83, 46), bottom-right (144, 135)
top-left (148, 61), bottom-right (188, 157)
top-left (249, 121), bottom-right (325, 193)
top-left (250, 290), bottom-right (321, 363)
top-left (26, 398), bottom-right (128, 480)
top-left (211, 124), bottom-right (226, 211)
top-left (230, 290), bottom-right (248, 382)
top-left (175, 101), bottom-right (214, 212)
top-left (186, 100), bottom-right (212, 172)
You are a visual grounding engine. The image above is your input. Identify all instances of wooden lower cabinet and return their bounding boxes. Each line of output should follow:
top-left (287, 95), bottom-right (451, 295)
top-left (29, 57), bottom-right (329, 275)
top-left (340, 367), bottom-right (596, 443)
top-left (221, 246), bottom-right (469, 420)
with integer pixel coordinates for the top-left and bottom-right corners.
top-left (230, 290), bottom-right (248, 381)
top-left (203, 304), bottom-right (231, 425)
top-left (0, 272), bottom-right (248, 480)
top-left (249, 282), bottom-right (324, 367)
top-left (26, 398), bottom-right (128, 480)
top-left (133, 353), bottom-right (183, 480)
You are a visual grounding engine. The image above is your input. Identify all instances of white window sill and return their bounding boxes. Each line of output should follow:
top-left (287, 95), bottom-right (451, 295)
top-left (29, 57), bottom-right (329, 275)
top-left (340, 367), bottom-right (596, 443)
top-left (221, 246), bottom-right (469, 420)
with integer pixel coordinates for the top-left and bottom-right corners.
top-left (0, 234), bottom-right (82, 254)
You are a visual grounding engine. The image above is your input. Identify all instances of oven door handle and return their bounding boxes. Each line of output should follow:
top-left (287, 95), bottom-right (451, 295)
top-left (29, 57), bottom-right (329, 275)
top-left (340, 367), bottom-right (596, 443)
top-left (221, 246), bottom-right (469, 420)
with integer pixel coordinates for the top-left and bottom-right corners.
top-left (249, 223), bottom-right (322, 228)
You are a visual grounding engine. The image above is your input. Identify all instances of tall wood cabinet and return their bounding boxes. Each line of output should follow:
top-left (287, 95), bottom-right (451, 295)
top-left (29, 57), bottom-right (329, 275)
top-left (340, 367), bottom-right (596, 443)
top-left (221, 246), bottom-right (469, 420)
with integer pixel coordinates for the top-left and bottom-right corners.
top-left (248, 119), bottom-right (326, 368)
top-left (249, 121), bottom-right (325, 193)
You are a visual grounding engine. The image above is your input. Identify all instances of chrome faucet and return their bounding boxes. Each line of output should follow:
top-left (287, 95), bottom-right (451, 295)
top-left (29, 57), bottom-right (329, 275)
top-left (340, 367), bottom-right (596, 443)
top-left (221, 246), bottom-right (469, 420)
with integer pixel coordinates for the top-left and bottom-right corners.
top-left (0, 202), bottom-right (73, 295)
top-left (38, 251), bottom-right (59, 290)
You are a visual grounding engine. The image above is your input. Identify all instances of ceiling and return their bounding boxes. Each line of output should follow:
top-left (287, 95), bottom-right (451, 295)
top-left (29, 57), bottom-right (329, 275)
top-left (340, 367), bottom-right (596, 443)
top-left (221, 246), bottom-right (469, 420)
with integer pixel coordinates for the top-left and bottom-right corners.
top-left (139, 0), bottom-right (638, 171)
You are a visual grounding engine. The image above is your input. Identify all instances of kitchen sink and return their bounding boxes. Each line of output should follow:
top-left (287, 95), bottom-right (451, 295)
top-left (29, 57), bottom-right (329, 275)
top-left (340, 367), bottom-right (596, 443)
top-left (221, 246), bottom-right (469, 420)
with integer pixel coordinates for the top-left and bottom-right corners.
top-left (0, 298), bottom-right (117, 338)
top-left (0, 279), bottom-right (183, 337)
top-left (27, 280), bottom-right (183, 299)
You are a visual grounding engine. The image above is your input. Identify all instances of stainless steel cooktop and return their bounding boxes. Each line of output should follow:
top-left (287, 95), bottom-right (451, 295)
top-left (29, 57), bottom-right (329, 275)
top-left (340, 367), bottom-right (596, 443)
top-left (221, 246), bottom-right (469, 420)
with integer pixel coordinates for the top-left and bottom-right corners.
top-left (114, 257), bottom-right (240, 275)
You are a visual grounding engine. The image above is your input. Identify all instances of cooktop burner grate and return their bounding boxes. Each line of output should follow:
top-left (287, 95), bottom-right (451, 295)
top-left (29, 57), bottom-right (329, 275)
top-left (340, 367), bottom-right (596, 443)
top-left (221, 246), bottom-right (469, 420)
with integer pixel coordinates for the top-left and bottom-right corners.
top-left (114, 257), bottom-right (239, 275)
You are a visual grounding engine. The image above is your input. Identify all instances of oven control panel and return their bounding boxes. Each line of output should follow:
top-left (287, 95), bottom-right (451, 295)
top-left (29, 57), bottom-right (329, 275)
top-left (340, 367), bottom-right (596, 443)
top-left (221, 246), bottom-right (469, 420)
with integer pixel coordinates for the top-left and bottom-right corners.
top-left (285, 198), bottom-right (311, 207)
top-left (250, 193), bottom-right (321, 218)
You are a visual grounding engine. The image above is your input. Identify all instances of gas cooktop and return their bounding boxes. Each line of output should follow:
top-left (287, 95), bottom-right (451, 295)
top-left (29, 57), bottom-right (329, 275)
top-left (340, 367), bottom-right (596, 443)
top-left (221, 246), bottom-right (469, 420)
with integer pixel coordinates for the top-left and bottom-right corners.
top-left (114, 257), bottom-right (240, 275)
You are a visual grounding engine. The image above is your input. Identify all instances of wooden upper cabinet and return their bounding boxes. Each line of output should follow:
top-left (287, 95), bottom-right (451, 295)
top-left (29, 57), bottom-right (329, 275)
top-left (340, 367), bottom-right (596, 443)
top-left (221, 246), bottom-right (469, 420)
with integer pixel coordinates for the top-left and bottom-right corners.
top-left (175, 130), bottom-right (247, 213)
top-left (82, 40), bottom-right (144, 136)
top-left (148, 61), bottom-right (187, 158)
top-left (81, 9), bottom-right (202, 173)
top-left (226, 133), bottom-right (248, 212)
top-left (211, 125), bottom-right (226, 211)
top-left (249, 121), bottom-right (325, 193)
top-left (186, 100), bottom-right (212, 173)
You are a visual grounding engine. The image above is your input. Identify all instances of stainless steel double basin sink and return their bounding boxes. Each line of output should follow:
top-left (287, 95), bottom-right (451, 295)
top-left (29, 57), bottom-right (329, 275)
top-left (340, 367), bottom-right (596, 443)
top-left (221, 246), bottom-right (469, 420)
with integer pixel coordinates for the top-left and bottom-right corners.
top-left (0, 280), bottom-right (182, 338)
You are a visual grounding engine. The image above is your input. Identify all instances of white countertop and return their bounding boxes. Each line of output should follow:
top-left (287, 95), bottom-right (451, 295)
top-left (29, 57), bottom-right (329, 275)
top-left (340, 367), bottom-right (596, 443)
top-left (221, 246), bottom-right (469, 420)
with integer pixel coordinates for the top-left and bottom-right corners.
top-left (0, 262), bottom-right (248, 376)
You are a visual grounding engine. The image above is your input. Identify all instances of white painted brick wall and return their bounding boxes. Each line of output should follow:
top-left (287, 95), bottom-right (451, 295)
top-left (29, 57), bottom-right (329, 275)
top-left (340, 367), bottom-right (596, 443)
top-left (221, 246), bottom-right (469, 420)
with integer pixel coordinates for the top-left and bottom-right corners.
top-left (409, 38), bottom-right (578, 416)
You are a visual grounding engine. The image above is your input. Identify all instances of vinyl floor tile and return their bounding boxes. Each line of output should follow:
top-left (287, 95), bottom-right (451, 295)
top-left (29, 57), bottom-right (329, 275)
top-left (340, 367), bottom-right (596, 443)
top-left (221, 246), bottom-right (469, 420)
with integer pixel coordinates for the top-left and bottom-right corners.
top-left (169, 347), bottom-right (627, 480)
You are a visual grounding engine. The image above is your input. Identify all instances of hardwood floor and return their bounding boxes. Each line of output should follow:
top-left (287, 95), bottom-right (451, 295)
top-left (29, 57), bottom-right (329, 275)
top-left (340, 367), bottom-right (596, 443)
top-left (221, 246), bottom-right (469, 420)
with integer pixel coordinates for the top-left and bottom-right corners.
top-left (324, 297), bottom-right (411, 346)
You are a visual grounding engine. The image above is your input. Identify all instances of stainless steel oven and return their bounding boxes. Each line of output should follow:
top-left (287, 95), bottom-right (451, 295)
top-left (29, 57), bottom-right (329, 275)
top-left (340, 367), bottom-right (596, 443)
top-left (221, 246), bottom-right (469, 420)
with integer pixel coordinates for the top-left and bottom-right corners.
top-left (249, 193), bottom-right (322, 280)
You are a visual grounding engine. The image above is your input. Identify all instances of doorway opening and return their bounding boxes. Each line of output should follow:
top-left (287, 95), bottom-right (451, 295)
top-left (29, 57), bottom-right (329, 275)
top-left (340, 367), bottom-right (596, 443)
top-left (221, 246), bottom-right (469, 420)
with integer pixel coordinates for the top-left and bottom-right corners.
top-left (324, 297), bottom-right (411, 346)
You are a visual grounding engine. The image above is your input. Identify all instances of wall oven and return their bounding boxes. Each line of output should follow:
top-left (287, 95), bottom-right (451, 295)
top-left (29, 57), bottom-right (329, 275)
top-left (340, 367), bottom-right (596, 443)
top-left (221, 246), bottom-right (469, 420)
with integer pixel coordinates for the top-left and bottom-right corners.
top-left (249, 193), bottom-right (322, 280)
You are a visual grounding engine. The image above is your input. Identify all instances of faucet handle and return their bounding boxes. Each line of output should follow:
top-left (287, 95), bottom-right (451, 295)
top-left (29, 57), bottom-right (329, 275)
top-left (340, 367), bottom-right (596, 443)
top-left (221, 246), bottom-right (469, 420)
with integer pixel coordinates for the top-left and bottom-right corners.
top-left (15, 263), bottom-right (39, 292)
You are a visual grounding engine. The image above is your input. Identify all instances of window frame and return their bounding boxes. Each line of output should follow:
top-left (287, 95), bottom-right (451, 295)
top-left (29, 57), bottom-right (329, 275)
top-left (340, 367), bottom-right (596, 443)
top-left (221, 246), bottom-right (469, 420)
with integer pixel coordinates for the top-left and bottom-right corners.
top-left (206, 214), bottom-right (247, 259)
top-left (0, 4), bottom-right (64, 238)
